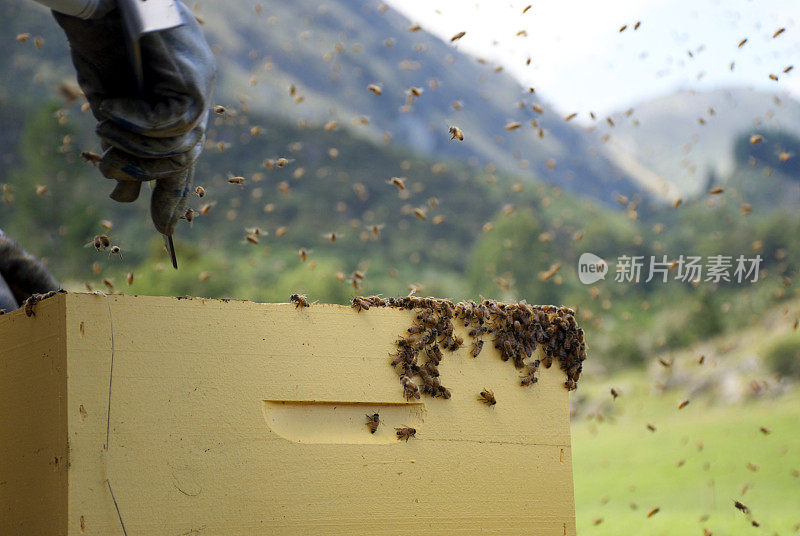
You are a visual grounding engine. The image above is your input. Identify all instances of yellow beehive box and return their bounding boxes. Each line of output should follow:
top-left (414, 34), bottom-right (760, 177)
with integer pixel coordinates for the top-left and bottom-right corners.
top-left (0, 293), bottom-right (577, 535)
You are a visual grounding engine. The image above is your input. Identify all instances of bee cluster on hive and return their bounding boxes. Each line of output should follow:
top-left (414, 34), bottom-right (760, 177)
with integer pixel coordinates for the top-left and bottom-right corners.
top-left (351, 296), bottom-right (587, 400)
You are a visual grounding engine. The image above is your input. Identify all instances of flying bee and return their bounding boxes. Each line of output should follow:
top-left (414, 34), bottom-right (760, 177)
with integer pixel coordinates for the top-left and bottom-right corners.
top-left (214, 104), bottom-right (226, 114)
top-left (366, 413), bottom-right (380, 434)
top-left (478, 389), bottom-right (496, 406)
top-left (228, 175), bottom-right (246, 185)
top-left (299, 248), bottom-right (308, 261)
top-left (109, 245), bottom-right (123, 259)
top-left (80, 151), bottom-right (102, 166)
top-left (367, 84), bottom-right (382, 95)
top-left (678, 400), bottom-right (690, 409)
top-left (611, 388), bottom-right (620, 400)
top-left (709, 187), bottom-right (724, 195)
top-left (448, 126), bottom-right (464, 141)
top-left (195, 186), bottom-right (206, 197)
top-left (103, 278), bottom-right (114, 291)
top-left (388, 177), bottom-right (406, 190)
top-left (85, 234), bottom-right (111, 252)
top-left (290, 294), bottom-right (309, 308)
top-left (324, 232), bottom-right (340, 242)
top-left (734, 500), bottom-right (749, 513)
top-left (646, 507), bottom-right (660, 518)
top-left (126, 272), bottom-right (134, 285)
top-left (450, 31), bottom-right (466, 42)
top-left (646, 424), bottom-right (657, 432)
top-left (413, 208), bottom-right (427, 220)
top-left (395, 427), bottom-right (416, 441)
top-left (245, 233), bottom-right (259, 245)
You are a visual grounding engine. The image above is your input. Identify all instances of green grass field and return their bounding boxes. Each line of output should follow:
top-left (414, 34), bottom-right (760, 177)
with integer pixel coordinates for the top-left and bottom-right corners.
top-left (572, 371), bottom-right (800, 535)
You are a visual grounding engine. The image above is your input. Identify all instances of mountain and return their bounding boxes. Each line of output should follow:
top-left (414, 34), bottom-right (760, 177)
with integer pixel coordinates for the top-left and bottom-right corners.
top-left (601, 88), bottom-right (800, 198)
top-left (0, 0), bottom-right (642, 204)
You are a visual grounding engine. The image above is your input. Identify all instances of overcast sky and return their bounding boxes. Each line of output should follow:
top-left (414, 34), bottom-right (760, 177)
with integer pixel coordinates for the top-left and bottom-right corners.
top-left (385, 0), bottom-right (800, 120)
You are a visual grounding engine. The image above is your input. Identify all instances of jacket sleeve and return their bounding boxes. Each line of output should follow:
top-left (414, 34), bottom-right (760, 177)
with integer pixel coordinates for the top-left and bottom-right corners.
top-left (31, 0), bottom-right (105, 18)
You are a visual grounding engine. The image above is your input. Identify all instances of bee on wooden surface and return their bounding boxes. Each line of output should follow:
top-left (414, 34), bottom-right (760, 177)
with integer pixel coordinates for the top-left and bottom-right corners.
top-left (448, 126), bottom-right (464, 141)
top-left (23, 294), bottom-right (42, 317)
top-left (365, 413), bottom-right (380, 434)
top-left (478, 389), bottom-right (496, 406)
top-left (80, 151), bottom-right (102, 166)
top-left (471, 339), bottom-right (484, 358)
top-left (395, 427), bottom-right (416, 441)
top-left (290, 294), bottom-right (309, 308)
top-left (351, 296), bottom-right (370, 312)
top-left (401, 376), bottom-right (420, 400)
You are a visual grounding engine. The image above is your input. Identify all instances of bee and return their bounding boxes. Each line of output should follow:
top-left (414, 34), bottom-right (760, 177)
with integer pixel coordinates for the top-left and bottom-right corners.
top-left (324, 120), bottom-right (338, 131)
top-left (522, 4), bottom-right (531, 13)
top-left (408, 24), bottom-right (421, 32)
top-left (698, 354), bottom-right (705, 365)
top-left (126, 272), bottom-right (134, 285)
top-left (678, 400), bottom-right (690, 409)
top-left (504, 121), bottom-right (521, 131)
top-left (734, 500), bottom-right (749, 513)
top-left (709, 187), bottom-right (724, 195)
top-left (646, 424), bottom-right (657, 432)
top-left (367, 84), bottom-right (382, 95)
top-left (478, 389), bottom-right (496, 406)
top-left (448, 126), bottom-right (464, 141)
top-left (324, 232), bottom-right (340, 242)
top-left (769, 73), bottom-right (779, 81)
top-left (214, 104), bottom-right (226, 114)
top-left (634, 21), bottom-right (641, 30)
top-left (103, 278), bottom-right (114, 291)
top-left (35, 185), bottom-right (48, 196)
top-left (351, 296), bottom-right (370, 312)
top-left (471, 339), bottom-right (484, 358)
top-left (413, 208), bottom-right (427, 220)
top-left (646, 507), bottom-right (660, 518)
top-left (450, 31), bottom-right (466, 42)
top-left (749, 134), bottom-right (763, 144)
top-left (195, 186), bottom-right (206, 197)
top-left (290, 294), bottom-right (309, 308)
top-left (773, 27), bottom-right (785, 38)
top-left (80, 151), bottom-right (102, 166)
top-left (245, 233), bottom-right (259, 245)
top-left (784, 65), bottom-right (794, 74)
top-left (109, 245), bottom-right (123, 260)
top-left (395, 427), bottom-right (416, 441)
top-left (365, 413), bottom-right (380, 434)
top-left (16, 33), bottom-right (30, 42)
top-left (611, 388), bottom-right (620, 400)
top-left (408, 86), bottom-right (423, 98)
top-left (619, 24), bottom-right (627, 32)
top-left (85, 234), bottom-right (111, 252)
top-left (657, 358), bottom-right (673, 367)
top-left (387, 176), bottom-right (406, 190)
top-left (23, 293), bottom-right (42, 317)
top-left (299, 248), bottom-right (308, 261)
top-left (565, 112), bottom-right (577, 121)
top-left (228, 175), bottom-right (246, 185)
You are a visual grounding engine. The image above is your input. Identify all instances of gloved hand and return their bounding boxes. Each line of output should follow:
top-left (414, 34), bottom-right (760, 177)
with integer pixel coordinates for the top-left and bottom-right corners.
top-left (0, 231), bottom-right (61, 311)
top-left (53, 1), bottom-right (215, 236)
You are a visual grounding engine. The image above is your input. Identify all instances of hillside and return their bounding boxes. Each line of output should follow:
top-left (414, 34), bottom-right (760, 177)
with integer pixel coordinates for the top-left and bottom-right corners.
top-left (0, 0), bottom-right (641, 204)
top-left (601, 88), bottom-right (800, 198)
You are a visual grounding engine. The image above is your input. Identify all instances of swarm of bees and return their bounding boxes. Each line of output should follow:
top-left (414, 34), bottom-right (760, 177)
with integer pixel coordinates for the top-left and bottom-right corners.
top-left (350, 296), bottom-right (587, 402)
